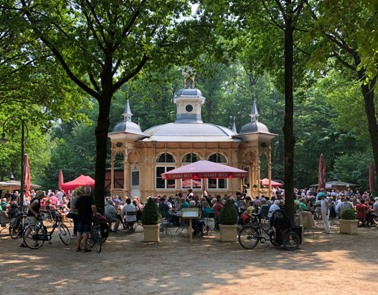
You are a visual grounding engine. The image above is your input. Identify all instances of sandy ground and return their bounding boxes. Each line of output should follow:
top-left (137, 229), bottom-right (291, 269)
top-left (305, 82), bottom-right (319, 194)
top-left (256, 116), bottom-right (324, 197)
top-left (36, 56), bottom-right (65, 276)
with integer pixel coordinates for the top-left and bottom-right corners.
top-left (1, 220), bottom-right (377, 295)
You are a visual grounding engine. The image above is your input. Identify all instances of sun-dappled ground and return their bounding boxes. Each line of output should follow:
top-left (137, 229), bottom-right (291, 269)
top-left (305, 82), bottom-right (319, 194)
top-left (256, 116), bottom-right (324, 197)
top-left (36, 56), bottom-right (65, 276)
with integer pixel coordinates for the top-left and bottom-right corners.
top-left (1, 222), bottom-right (377, 295)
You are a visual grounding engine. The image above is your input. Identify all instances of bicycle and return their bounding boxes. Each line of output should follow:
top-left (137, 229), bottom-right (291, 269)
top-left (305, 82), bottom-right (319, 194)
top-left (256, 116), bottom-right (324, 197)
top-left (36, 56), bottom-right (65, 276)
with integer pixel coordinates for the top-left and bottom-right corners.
top-left (238, 216), bottom-right (276, 250)
top-left (9, 213), bottom-right (26, 239)
top-left (22, 214), bottom-right (71, 249)
top-left (87, 217), bottom-right (104, 253)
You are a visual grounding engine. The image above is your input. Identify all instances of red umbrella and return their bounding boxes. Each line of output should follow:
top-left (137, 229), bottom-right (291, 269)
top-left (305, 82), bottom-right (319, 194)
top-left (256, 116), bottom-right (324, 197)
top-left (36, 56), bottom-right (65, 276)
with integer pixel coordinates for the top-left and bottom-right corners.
top-left (260, 178), bottom-right (283, 187)
top-left (58, 170), bottom-right (64, 190)
top-left (318, 154), bottom-right (326, 192)
top-left (369, 162), bottom-right (375, 193)
top-left (161, 159), bottom-right (248, 180)
top-left (24, 154), bottom-right (30, 192)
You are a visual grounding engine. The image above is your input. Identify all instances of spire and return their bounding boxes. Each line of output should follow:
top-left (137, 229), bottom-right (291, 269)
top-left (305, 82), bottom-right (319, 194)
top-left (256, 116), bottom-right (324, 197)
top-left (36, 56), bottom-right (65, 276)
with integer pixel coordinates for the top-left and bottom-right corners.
top-left (249, 100), bottom-right (259, 122)
top-left (232, 117), bottom-right (237, 133)
top-left (122, 100), bottom-right (133, 122)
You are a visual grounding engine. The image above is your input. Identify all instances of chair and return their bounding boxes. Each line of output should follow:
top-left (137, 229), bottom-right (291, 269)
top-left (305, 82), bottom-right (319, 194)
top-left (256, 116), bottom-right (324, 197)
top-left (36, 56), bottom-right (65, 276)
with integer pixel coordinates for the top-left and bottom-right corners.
top-left (124, 211), bottom-right (137, 233)
top-left (159, 207), bottom-right (172, 236)
top-left (204, 212), bottom-right (216, 235)
top-left (356, 207), bottom-right (367, 227)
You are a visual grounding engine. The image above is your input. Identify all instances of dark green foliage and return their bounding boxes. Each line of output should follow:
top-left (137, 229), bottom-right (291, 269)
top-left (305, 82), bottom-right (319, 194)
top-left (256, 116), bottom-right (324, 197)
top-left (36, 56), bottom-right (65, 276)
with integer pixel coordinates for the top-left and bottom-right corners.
top-left (340, 209), bottom-right (356, 220)
top-left (219, 199), bottom-right (238, 225)
top-left (141, 198), bottom-right (162, 225)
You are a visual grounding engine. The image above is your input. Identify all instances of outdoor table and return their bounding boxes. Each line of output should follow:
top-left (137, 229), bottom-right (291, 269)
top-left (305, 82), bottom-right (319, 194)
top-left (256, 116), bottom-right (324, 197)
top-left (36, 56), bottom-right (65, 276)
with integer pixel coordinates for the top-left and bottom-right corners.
top-left (181, 208), bottom-right (199, 243)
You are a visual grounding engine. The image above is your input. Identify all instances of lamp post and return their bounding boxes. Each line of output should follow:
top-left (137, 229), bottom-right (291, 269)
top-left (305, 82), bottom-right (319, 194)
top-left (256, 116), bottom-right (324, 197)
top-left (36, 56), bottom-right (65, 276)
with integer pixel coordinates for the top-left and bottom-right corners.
top-left (0, 118), bottom-right (28, 213)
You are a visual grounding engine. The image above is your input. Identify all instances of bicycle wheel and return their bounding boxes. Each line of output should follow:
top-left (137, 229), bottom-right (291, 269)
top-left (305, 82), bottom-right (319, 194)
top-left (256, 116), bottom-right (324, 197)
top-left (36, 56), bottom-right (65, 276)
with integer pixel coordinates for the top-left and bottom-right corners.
top-left (99, 222), bottom-right (109, 243)
top-left (87, 229), bottom-right (94, 248)
top-left (269, 230), bottom-right (282, 246)
top-left (9, 222), bottom-right (21, 239)
top-left (238, 226), bottom-right (259, 249)
top-left (58, 223), bottom-right (71, 245)
top-left (93, 226), bottom-right (102, 253)
top-left (283, 232), bottom-right (300, 251)
top-left (23, 224), bottom-right (45, 249)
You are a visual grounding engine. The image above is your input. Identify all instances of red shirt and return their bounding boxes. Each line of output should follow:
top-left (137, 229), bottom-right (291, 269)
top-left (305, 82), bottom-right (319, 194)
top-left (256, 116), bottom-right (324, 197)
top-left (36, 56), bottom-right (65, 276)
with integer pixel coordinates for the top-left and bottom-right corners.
top-left (213, 203), bottom-right (223, 217)
top-left (356, 203), bottom-right (367, 219)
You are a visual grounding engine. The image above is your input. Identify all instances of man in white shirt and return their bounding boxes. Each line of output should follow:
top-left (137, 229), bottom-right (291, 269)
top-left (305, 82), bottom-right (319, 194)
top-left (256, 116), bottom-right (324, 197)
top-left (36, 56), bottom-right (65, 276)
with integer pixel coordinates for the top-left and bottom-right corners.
top-left (268, 200), bottom-right (281, 218)
top-left (121, 198), bottom-right (136, 224)
top-left (320, 192), bottom-right (330, 234)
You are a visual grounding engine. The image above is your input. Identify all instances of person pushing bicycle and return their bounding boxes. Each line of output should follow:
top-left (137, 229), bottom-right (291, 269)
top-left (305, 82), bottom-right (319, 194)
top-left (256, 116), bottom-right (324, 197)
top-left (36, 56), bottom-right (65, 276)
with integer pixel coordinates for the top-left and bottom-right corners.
top-left (75, 185), bottom-right (97, 252)
top-left (20, 190), bottom-right (45, 247)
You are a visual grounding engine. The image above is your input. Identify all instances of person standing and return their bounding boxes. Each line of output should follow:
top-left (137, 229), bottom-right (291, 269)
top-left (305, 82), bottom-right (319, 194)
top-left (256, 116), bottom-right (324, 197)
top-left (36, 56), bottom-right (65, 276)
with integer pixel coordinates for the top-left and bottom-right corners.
top-left (70, 191), bottom-right (82, 238)
top-left (75, 186), bottom-right (97, 252)
top-left (320, 192), bottom-right (330, 234)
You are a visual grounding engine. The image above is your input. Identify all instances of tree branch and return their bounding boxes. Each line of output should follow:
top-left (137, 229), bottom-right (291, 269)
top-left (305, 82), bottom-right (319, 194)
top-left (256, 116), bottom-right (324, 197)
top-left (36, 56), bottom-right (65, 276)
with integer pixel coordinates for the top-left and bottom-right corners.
top-left (113, 54), bottom-right (149, 91)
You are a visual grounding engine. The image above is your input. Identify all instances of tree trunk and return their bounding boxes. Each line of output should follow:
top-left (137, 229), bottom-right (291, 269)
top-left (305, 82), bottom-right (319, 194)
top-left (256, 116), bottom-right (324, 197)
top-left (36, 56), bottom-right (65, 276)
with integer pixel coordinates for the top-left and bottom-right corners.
top-left (94, 96), bottom-right (112, 214)
top-left (283, 18), bottom-right (296, 221)
top-left (358, 72), bottom-right (378, 192)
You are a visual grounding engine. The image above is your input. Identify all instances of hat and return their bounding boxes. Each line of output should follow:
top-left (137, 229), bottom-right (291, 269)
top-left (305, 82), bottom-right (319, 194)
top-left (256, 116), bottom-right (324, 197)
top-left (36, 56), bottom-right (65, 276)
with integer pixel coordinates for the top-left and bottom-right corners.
top-left (36, 190), bottom-right (44, 198)
top-left (318, 192), bottom-right (326, 197)
top-left (274, 200), bottom-right (281, 205)
top-left (113, 198), bottom-right (120, 203)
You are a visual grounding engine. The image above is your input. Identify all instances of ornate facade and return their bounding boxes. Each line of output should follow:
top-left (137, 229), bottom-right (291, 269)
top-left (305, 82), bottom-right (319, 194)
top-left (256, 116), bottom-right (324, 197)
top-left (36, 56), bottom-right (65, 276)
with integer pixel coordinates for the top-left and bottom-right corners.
top-left (108, 81), bottom-right (277, 201)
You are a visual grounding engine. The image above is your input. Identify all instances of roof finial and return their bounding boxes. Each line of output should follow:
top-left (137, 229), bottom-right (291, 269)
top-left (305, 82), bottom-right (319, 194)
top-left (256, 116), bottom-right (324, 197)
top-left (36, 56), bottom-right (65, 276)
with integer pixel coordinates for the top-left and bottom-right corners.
top-left (122, 100), bottom-right (133, 122)
top-left (249, 99), bottom-right (259, 122)
top-left (232, 117), bottom-right (237, 133)
top-left (182, 67), bottom-right (196, 89)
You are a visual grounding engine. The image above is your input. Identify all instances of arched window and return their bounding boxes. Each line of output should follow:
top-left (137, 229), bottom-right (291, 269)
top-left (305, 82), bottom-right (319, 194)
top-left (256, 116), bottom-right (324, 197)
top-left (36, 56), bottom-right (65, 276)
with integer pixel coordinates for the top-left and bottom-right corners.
top-left (156, 153), bottom-right (176, 189)
top-left (208, 153), bottom-right (227, 163)
top-left (182, 153), bottom-right (200, 163)
top-left (156, 153), bottom-right (175, 163)
top-left (208, 153), bottom-right (228, 189)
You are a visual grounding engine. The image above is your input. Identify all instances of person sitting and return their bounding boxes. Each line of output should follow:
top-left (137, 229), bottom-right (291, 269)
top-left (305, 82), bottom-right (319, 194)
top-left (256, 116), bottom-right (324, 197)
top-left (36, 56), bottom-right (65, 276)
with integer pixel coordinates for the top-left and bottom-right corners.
top-left (159, 197), bottom-right (179, 226)
top-left (268, 200), bottom-right (281, 219)
top-left (45, 199), bottom-right (65, 223)
top-left (366, 197), bottom-right (378, 227)
top-left (105, 200), bottom-right (120, 232)
top-left (356, 199), bottom-right (368, 227)
top-left (212, 198), bottom-right (223, 218)
top-left (179, 198), bottom-right (189, 210)
top-left (121, 198), bottom-right (137, 230)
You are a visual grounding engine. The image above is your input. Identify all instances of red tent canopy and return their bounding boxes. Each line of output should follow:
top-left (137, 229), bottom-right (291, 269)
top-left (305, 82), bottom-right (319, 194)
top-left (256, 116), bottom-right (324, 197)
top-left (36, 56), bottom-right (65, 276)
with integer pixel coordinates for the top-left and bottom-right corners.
top-left (161, 159), bottom-right (248, 180)
top-left (260, 178), bottom-right (283, 187)
top-left (61, 175), bottom-right (95, 191)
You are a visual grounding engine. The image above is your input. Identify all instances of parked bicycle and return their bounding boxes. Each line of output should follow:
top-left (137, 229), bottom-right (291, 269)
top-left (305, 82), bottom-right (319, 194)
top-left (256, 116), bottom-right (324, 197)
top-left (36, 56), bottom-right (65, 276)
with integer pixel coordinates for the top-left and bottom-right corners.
top-left (239, 210), bottom-right (300, 251)
top-left (87, 215), bottom-right (108, 253)
top-left (22, 214), bottom-right (71, 249)
top-left (9, 213), bottom-right (26, 239)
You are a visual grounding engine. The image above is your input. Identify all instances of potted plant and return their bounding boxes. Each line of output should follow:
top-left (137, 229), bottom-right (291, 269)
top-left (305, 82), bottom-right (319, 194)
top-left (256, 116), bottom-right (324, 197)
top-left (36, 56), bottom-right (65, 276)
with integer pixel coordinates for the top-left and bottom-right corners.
top-left (141, 198), bottom-right (162, 242)
top-left (219, 199), bottom-right (238, 242)
top-left (339, 208), bottom-right (358, 234)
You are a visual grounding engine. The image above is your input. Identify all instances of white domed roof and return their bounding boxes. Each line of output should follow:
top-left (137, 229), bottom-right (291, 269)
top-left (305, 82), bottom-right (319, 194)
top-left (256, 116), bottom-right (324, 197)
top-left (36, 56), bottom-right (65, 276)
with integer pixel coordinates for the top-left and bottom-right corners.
top-left (143, 123), bottom-right (239, 142)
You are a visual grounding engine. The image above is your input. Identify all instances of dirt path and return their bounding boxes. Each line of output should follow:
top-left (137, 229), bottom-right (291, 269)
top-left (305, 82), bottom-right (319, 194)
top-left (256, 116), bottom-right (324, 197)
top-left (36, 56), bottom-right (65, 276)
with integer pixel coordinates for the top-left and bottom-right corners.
top-left (1, 223), bottom-right (377, 294)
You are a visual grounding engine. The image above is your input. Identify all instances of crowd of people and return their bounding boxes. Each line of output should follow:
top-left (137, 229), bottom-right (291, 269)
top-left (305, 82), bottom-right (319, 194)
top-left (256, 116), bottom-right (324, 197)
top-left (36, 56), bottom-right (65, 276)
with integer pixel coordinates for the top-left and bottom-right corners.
top-left (1, 186), bottom-right (377, 243)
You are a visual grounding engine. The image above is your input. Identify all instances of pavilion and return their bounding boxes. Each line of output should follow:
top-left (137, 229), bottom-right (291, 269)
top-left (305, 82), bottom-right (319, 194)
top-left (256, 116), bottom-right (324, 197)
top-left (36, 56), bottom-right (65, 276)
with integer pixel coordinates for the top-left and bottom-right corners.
top-left (107, 75), bottom-right (277, 201)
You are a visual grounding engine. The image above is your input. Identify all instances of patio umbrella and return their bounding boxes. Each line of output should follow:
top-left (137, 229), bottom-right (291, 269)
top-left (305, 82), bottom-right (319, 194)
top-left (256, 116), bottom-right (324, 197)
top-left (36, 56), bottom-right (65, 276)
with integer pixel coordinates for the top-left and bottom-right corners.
top-left (24, 154), bottom-right (31, 192)
top-left (318, 154), bottom-right (326, 192)
top-left (260, 178), bottom-right (283, 187)
top-left (58, 169), bottom-right (64, 190)
top-left (369, 162), bottom-right (375, 193)
top-left (161, 159), bottom-right (248, 180)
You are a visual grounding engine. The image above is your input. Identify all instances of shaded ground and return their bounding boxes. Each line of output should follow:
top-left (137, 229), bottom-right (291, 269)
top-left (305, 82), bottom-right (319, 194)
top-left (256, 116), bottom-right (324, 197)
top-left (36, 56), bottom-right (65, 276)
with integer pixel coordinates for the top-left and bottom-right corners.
top-left (1, 222), bottom-right (377, 294)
